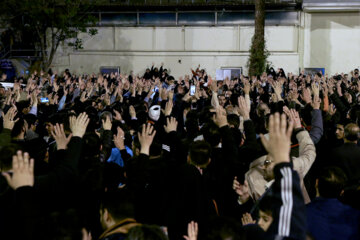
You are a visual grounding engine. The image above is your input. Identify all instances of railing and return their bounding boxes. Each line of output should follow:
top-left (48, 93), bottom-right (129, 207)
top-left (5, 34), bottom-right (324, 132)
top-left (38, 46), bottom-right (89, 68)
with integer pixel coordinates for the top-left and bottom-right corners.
top-left (98, 0), bottom-right (302, 5)
top-left (0, 47), bottom-right (45, 60)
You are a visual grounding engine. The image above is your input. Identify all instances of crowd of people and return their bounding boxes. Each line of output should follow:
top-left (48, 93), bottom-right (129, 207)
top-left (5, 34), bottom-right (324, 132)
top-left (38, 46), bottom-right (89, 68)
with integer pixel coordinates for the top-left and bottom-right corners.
top-left (0, 64), bottom-right (360, 240)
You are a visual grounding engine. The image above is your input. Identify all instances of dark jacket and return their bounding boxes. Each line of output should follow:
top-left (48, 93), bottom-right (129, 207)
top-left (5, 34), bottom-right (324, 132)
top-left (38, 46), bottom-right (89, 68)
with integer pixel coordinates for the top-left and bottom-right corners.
top-left (306, 197), bottom-right (360, 240)
top-left (266, 162), bottom-right (307, 240)
top-left (330, 143), bottom-right (360, 184)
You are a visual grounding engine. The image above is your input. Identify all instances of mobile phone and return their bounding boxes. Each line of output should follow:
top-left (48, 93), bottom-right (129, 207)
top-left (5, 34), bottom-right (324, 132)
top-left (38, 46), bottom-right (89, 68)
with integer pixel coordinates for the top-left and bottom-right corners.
top-left (190, 85), bottom-right (196, 96)
top-left (40, 97), bottom-right (49, 103)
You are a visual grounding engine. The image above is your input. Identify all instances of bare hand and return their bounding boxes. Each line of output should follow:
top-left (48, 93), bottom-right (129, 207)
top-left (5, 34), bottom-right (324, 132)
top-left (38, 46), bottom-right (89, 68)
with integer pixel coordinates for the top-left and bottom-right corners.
top-left (213, 106), bottom-right (228, 128)
top-left (70, 112), bottom-right (89, 138)
top-left (183, 221), bottom-right (198, 240)
top-left (164, 117), bottom-right (178, 133)
top-left (233, 177), bottom-right (250, 203)
top-left (311, 95), bottom-right (321, 110)
top-left (2, 107), bottom-right (19, 130)
top-left (241, 213), bottom-right (256, 226)
top-left (237, 96), bottom-right (250, 120)
top-left (260, 113), bottom-right (293, 164)
top-left (164, 101), bottom-right (173, 116)
top-left (113, 109), bottom-right (122, 121)
top-left (129, 105), bottom-right (136, 119)
top-left (113, 127), bottom-right (125, 150)
top-left (51, 123), bottom-right (72, 150)
top-left (138, 123), bottom-right (156, 156)
top-left (288, 109), bottom-right (302, 129)
top-left (301, 88), bottom-right (312, 104)
top-left (2, 151), bottom-right (34, 190)
top-left (102, 115), bottom-right (112, 131)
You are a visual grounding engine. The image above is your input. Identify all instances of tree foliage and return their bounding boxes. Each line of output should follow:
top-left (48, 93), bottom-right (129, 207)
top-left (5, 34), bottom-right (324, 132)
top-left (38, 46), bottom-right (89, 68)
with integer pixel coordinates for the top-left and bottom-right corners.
top-left (247, 0), bottom-right (269, 77)
top-left (1, 0), bottom-right (98, 70)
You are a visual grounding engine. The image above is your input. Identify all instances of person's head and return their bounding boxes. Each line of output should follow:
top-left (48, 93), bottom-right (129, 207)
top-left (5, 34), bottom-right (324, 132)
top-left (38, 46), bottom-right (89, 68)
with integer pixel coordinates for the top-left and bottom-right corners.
top-left (206, 216), bottom-right (244, 240)
top-left (256, 103), bottom-right (270, 118)
top-left (258, 195), bottom-right (274, 231)
top-left (202, 121), bottom-right (221, 147)
top-left (11, 118), bottom-right (27, 140)
top-left (24, 113), bottom-right (38, 132)
top-left (316, 167), bottom-right (347, 198)
top-left (0, 144), bottom-right (18, 171)
top-left (344, 123), bottom-right (359, 143)
top-left (260, 155), bottom-right (275, 182)
top-left (218, 94), bottom-right (226, 107)
top-left (126, 225), bottom-right (168, 240)
top-left (99, 189), bottom-right (135, 230)
top-left (188, 141), bottom-right (211, 169)
top-left (335, 124), bottom-right (345, 140)
top-left (227, 114), bottom-right (240, 129)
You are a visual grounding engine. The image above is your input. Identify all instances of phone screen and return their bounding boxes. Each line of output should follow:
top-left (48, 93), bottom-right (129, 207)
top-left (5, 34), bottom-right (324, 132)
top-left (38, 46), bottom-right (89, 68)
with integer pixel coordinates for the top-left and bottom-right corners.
top-left (40, 97), bottom-right (49, 103)
top-left (190, 85), bottom-right (196, 96)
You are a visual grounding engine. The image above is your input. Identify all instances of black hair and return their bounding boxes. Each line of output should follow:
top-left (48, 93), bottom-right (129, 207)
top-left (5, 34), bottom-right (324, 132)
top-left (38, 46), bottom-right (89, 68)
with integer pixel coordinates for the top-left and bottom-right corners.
top-left (0, 144), bottom-right (19, 171)
top-left (227, 114), bottom-right (240, 129)
top-left (318, 166), bottom-right (347, 198)
top-left (201, 121), bottom-right (221, 147)
top-left (126, 225), bottom-right (168, 240)
top-left (205, 216), bottom-right (245, 240)
top-left (100, 189), bottom-right (135, 222)
top-left (11, 118), bottom-right (25, 138)
top-left (23, 113), bottom-right (38, 128)
top-left (189, 140), bottom-right (211, 167)
top-left (258, 195), bottom-right (274, 216)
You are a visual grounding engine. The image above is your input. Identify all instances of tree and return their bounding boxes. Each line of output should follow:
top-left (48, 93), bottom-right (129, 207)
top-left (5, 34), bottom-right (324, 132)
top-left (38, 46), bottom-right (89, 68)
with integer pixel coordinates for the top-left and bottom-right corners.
top-left (247, 0), bottom-right (268, 77)
top-left (2, 0), bottom-right (98, 71)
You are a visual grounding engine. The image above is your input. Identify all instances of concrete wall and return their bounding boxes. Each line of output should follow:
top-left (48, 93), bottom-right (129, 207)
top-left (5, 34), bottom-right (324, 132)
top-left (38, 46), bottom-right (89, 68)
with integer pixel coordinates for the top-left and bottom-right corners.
top-left (303, 12), bottom-right (360, 75)
top-left (51, 11), bottom-right (360, 77)
top-left (51, 25), bottom-right (300, 77)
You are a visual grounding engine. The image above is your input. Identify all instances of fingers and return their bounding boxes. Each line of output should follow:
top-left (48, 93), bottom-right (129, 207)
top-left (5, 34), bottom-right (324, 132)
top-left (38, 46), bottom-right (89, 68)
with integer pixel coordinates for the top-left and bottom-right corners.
top-left (17, 150), bottom-right (24, 171)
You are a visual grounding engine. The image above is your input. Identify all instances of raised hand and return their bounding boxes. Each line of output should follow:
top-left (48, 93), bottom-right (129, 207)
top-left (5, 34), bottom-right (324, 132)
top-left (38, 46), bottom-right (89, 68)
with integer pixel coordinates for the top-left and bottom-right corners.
top-left (233, 177), bottom-right (250, 203)
top-left (102, 115), bottom-right (112, 130)
top-left (138, 123), bottom-right (156, 156)
top-left (183, 221), bottom-right (198, 240)
top-left (2, 151), bottom-right (34, 190)
top-left (241, 213), bottom-right (256, 226)
top-left (164, 117), bottom-right (178, 133)
top-left (213, 106), bottom-right (228, 128)
top-left (311, 94), bottom-right (321, 110)
top-left (328, 104), bottom-right (337, 116)
top-left (311, 82), bottom-right (320, 97)
top-left (113, 109), bottom-right (122, 121)
top-left (237, 96), bottom-right (250, 120)
top-left (129, 105), bottom-right (136, 119)
top-left (69, 112), bottom-right (89, 138)
top-left (260, 113), bottom-right (293, 164)
top-left (113, 127), bottom-right (125, 150)
top-left (164, 100), bottom-right (173, 117)
top-left (301, 88), bottom-right (312, 104)
top-left (288, 109), bottom-right (302, 129)
top-left (210, 79), bottom-right (218, 93)
top-left (2, 107), bottom-right (19, 130)
top-left (51, 123), bottom-right (72, 150)
top-left (272, 81), bottom-right (283, 100)
top-left (243, 79), bottom-right (251, 95)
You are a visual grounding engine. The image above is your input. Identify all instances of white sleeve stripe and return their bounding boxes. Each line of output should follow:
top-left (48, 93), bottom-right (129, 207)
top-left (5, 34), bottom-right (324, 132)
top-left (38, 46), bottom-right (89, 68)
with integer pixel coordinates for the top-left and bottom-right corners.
top-left (278, 167), bottom-right (293, 237)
